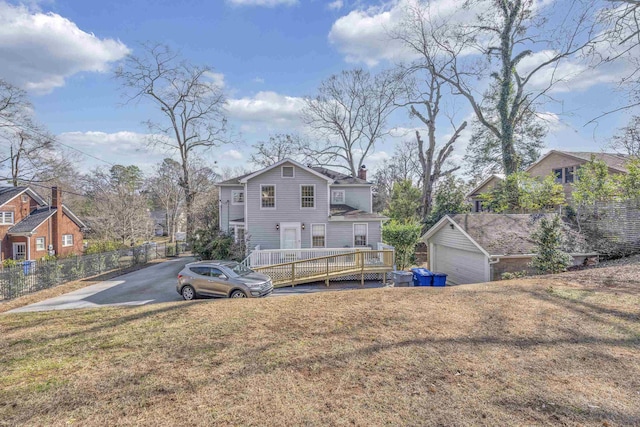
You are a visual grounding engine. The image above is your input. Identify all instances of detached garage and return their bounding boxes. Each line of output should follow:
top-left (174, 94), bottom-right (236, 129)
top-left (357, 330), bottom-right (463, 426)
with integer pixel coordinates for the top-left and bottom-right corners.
top-left (422, 214), bottom-right (597, 285)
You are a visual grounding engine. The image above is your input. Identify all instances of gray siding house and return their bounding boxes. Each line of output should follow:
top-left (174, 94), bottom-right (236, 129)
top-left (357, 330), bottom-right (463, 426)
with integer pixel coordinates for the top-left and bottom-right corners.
top-left (217, 159), bottom-right (387, 251)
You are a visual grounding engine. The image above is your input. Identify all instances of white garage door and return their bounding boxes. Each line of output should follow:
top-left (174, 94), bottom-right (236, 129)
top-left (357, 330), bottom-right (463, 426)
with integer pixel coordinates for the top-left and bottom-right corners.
top-left (432, 244), bottom-right (487, 285)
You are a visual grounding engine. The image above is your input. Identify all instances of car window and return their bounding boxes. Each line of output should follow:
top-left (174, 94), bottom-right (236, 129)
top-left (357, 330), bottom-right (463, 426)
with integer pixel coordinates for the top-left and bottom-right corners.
top-left (210, 268), bottom-right (226, 278)
top-left (189, 266), bottom-right (210, 276)
top-left (229, 262), bottom-right (253, 276)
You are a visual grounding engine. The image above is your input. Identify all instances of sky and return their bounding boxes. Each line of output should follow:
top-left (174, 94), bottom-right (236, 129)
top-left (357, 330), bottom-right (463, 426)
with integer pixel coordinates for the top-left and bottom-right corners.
top-left (0, 0), bottom-right (637, 178)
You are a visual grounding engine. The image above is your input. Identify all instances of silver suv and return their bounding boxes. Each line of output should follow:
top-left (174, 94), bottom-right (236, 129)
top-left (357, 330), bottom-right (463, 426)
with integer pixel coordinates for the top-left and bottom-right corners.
top-left (177, 260), bottom-right (273, 300)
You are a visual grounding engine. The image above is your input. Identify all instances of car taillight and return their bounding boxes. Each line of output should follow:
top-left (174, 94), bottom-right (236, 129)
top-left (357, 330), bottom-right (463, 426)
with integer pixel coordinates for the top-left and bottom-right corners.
top-left (177, 274), bottom-right (183, 279)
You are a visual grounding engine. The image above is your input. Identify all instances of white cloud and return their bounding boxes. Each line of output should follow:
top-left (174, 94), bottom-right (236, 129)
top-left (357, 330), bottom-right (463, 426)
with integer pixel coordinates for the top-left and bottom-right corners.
top-left (223, 149), bottom-right (244, 160)
top-left (327, 0), bottom-right (343, 11)
top-left (204, 71), bottom-right (225, 88)
top-left (0, 2), bottom-right (130, 93)
top-left (57, 131), bottom-right (171, 172)
top-left (227, 0), bottom-right (297, 6)
top-left (226, 91), bottom-right (305, 127)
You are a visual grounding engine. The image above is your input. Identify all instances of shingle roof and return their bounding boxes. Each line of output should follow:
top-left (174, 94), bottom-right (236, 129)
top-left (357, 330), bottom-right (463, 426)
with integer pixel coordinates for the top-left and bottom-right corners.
top-left (558, 151), bottom-right (630, 171)
top-left (217, 164), bottom-right (370, 185)
top-left (7, 207), bottom-right (56, 234)
top-left (450, 213), bottom-right (592, 256)
top-left (330, 204), bottom-right (387, 220)
top-left (0, 187), bottom-right (28, 207)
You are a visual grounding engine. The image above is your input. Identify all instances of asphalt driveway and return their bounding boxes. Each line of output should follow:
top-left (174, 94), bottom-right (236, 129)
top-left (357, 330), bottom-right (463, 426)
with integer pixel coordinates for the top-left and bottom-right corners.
top-left (7, 257), bottom-right (389, 313)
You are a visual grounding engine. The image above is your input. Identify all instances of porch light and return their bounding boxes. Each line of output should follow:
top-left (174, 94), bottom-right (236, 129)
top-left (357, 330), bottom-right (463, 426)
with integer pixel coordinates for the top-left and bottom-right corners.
top-left (301, 223), bottom-right (305, 230)
top-left (276, 223), bottom-right (280, 230)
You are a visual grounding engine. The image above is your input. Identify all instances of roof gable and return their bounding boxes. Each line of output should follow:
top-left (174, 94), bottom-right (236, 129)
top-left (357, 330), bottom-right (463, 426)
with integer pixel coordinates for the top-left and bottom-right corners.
top-left (239, 159), bottom-right (334, 184)
top-left (466, 174), bottom-right (505, 197)
top-left (526, 150), bottom-right (629, 174)
top-left (422, 215), bottom-right (492, 258)
top-left (0, 187), bottom-right (47, 207)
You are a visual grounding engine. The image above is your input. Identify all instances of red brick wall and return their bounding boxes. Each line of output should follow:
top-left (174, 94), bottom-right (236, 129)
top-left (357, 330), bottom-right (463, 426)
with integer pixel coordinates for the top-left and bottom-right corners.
top-left (54, 212), bottom-right (84, 258)
top-left (0, 192), bottom-right (39, 261)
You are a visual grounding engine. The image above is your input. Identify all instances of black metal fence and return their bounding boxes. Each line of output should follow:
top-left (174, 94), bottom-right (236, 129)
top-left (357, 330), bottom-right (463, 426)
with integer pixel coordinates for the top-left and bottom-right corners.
top-left (0, 243), bottom-right (187, 301)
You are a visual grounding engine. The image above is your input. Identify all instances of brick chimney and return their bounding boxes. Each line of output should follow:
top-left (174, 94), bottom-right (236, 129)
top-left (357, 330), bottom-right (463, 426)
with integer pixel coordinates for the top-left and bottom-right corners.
top-left (358, 165), bottom-right (367, 181)
top-left (52, 187), bottom-right (62, 255)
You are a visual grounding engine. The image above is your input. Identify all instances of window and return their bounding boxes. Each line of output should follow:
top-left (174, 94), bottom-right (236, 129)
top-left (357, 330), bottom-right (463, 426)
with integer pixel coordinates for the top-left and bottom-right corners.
top-left (21, 194), bottom-right (28, 203)
top-left (36, 237), bottom-right (45, 251)
top-left (281, 166), bottom-right (294, 178)
top-left (354, 223), bottom-right (368, 247)
top-left (311, 224), bottom-right (326, 248)
top-left (475, 200), bottom-right (483, 213)
top-left (190, 266), bottom-right (210, 276)
top-left (261, 185), bottom-right (276, 209)
top-left (231, 190), bottom-right (244, 205)
top-left (553, 168), bottom-right (563, 184)
top-left (209, 268), bottom-right (226, 278)
top-left (301, 185), bottom-right (315, 208)
top-left (331, 190), bottom-right (345, 204)
top-left (233, 225), bottom-right (245, 243)
top-left (0, 211), bottom-right (14, 225)
top-left (62, 234), bottom-right (73, 247)
top-left (564, 167), bottom-right (574, 183)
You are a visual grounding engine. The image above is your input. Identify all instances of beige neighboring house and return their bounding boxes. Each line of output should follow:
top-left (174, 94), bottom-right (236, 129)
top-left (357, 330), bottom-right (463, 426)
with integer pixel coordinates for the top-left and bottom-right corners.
top-left (421, 213), bottom-right (597, 285)
top-left (468, 151), bottom-right (631, 212)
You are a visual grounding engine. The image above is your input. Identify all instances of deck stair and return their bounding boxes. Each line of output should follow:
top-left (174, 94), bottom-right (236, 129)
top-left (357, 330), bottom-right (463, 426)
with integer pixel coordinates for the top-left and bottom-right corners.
top-left (252, 250), bottom-right (395, 288)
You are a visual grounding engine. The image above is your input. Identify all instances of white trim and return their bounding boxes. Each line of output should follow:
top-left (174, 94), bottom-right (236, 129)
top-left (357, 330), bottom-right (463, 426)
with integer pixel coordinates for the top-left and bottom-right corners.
top-left (353, 223), bottom-right (368, 247)
top-left (281, 165), bottom-right (295, 179)
top-left (239, 158), bottom-right (334, 183)
top-left (35, 237), bottom-right (45, 251)
top-left (329, 216), bottom-right (388, 222)
top-left (279, 222), bottom-right (301, 250)
top-left (62, 234), bottom-right (73, 247)
top-left (327, 182), bottom-right (331, 218)
top-left (260, 184), bottom-right (276, 210)
top-left (0, 188), bottom-right (47, 208)
top-left (300, 184), bottom-right (316, 210)
top-left (244, 183), bottom-right (248, 234)
top-left (231, 189), bottom-right (245, 206)
top-left (12, 242), bottom-right (26, 260)
top-left (310, 223), bottom-right (326, 248)
top-left (61, 205), bottom-right (87, 229)
top-left (331, 189), bottom-right (346, 204)
top-left (0, 211), bottom-right (15, 225)
top-left (421, 215), bottom-right (492, 258)
top-left (232, 224), bottom-right (245, 243)
top-left (525, 150), bottom-right (629, 174)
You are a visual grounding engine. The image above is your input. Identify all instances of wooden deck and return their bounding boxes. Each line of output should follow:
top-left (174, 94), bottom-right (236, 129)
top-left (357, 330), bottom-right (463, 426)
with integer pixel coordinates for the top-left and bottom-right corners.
top-left (253, 250), bottom-right (395, 287)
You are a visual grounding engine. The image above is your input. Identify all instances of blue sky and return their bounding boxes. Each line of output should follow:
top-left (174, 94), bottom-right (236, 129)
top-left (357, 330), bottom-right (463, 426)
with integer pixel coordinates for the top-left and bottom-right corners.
top-left (0, 0), bottom-right (636, 176)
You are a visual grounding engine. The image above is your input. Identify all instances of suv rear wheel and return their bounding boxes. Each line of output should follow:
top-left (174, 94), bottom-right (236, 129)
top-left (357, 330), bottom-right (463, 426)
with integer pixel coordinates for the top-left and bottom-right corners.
top-left (181, 285), bottom-right (196, 301)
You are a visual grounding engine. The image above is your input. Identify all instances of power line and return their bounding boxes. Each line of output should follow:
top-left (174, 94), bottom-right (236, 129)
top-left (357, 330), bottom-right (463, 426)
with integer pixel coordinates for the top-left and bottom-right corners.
top-left (0, 179), bottom-right (109, 203)
top-left (0, 114), bottom-right (116, 167)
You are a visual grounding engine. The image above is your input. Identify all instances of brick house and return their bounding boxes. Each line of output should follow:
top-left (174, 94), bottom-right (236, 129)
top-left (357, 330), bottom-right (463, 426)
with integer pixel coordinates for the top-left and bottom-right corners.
top-left (468, 151), bottom-right (630, 212)
top-left (0, 186), bottom-right (86, 261)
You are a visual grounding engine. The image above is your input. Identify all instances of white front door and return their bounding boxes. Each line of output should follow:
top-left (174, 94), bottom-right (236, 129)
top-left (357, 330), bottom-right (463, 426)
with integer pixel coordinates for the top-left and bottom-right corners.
top-left (13, 243), bottom-right (26, 260)
top-left (280, 222), bottom-right (301, 250)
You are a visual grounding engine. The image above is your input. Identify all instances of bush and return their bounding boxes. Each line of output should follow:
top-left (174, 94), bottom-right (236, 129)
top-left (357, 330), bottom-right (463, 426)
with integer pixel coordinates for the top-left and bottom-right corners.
top-left (192, 230), bottom-right (247, 261)
top-left (501, 271), bottom-right (528, 280)
top-left (529, 216), bottom-right (573, 274)
top-left (2, 258), bottom-right (18, 268)
top-left (382, 220), bottom-right (422, 270)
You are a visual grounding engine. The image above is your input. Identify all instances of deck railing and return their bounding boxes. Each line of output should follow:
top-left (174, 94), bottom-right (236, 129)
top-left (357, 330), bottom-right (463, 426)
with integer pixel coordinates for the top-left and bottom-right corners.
top-left (244, 247), bottom-right (372, 267)
top-left (252, 249), bottom-right (394, 287)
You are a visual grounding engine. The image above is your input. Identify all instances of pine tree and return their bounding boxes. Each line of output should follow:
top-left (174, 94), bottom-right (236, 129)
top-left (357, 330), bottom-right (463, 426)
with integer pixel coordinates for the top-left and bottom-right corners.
top-left (529, 216), bottom-right (573, 274)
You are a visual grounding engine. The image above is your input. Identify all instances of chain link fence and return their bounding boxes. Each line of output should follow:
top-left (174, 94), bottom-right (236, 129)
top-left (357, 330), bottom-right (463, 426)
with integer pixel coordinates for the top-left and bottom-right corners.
top-left (0, 243), bottom-right (188, 301)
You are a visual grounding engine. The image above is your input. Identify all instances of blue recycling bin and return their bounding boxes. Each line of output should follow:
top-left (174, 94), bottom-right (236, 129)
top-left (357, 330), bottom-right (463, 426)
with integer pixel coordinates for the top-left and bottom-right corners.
top-left (411, 268), bottom-right (433, 286)
top-left (432, 273), bottom-right (447, 287)
top-left (22, 261), bottom-right (35, 275)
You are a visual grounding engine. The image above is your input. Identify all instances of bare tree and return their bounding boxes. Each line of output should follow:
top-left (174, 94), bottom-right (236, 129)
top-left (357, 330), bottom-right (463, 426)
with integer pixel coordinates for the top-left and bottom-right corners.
top-left (302, 68), bottom-right (401, 176)
top-left (250, 133), bottom-right (308, 167)
top-left (148, 159), bottom-right (184, 242)
top-left (115, 43), bottom-right (229, 240)
top-left (397, 0), bottom-right (600, 175)
top-left (609, 115), bottom-right (640, 156)
top-left (371, 139), bottom-right (422, 212)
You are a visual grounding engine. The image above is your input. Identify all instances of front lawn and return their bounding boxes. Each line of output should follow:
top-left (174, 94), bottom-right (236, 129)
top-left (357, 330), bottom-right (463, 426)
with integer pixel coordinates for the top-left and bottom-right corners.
top-left (1, 269), bottom-right (639, 426)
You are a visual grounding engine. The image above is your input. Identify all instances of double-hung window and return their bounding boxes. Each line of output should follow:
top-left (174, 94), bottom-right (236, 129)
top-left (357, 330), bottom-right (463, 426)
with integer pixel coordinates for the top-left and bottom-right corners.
top-left (564, 167), bottom-right (574, 183)
top-left (62, 234), bottom-right (73, 247)
top-left (553, 168), bottom-right (563, 184)
top-left (0, 211), bottom-right (14, 225)
top-left (232, 190), bottom-right (244, 205)
top-left (301, 185), bottom-right (315, 208)
top-left (354, 223), bottom-right (368, 247)
top-left (331, 190), bottom-right (345, 204)
top-left (36, 237), bottom-right (46, 251)
top-left (311, 224), bottom-right (326, 248)
top-left (261, 185), bottom-right (276, 209)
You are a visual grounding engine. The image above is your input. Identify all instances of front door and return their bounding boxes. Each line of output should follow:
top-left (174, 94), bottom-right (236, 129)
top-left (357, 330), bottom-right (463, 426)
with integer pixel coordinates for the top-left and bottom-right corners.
top-left (280, 222), bottom-right (301, 250)
top-left (13, 243), bottom-right (26, 260)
